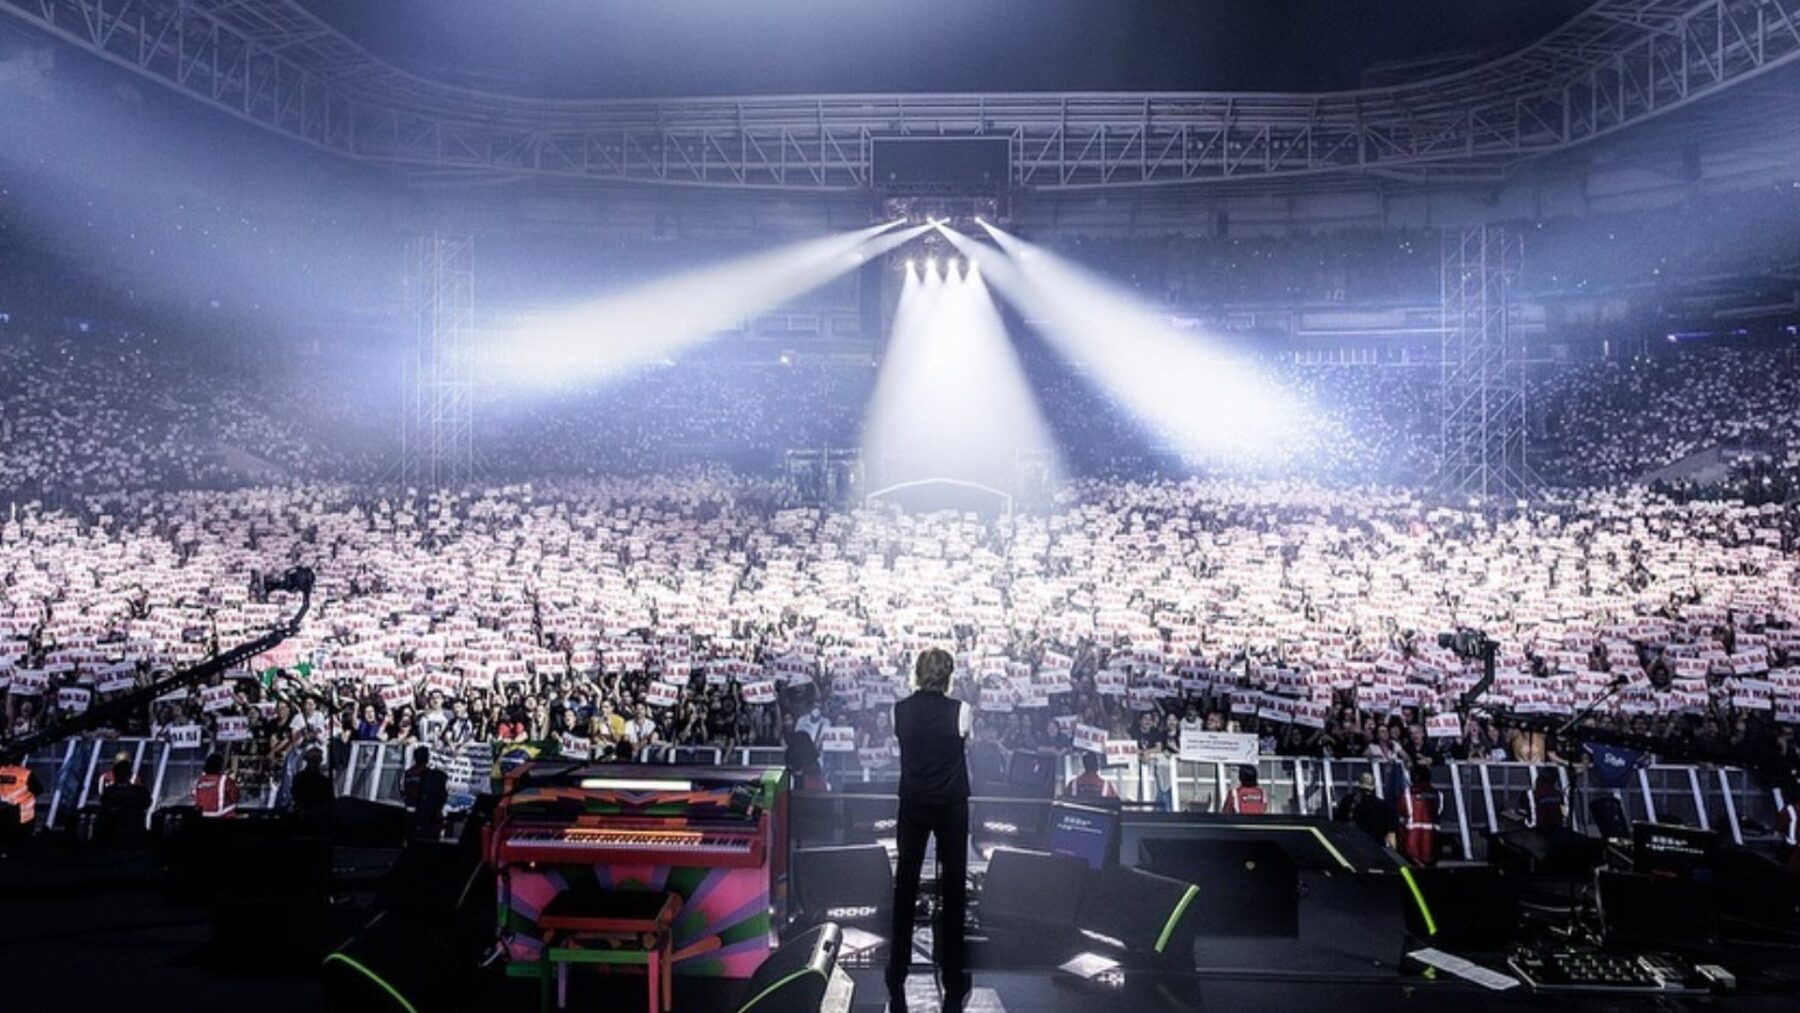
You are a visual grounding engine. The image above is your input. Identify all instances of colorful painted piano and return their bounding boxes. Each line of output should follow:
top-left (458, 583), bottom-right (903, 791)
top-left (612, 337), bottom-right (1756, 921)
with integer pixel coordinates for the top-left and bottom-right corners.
top-left (485, 764), bottom-right (790, 980)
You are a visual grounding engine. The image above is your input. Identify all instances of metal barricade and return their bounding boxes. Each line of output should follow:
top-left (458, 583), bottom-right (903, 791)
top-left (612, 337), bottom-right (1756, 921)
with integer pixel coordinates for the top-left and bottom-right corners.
top-left (157, 745), bottom-right (210, 811)
top-left (1316, 758), bottom-right (1379, 814)
top-left (18, 731), bottom-right (1781, 852)
top-left (1169, 759), bottom-right (1225, 813)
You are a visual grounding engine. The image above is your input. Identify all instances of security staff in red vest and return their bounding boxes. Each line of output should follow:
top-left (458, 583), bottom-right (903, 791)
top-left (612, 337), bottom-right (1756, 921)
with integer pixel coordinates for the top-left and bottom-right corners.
top-left (1064, 750), bottom-right (1118, 799)
top-left (1399, 762), bottom-right (1441, 866)
top-left (193, 752), bottom-right (241, 818)
top-left (1222, 765), bottom-right (1269, 814)
top-left (0, 763), bottom-right (43, 846)
top-left (887, 648), bottom-right (972, 1013)
top-left (1527, 765), bottom-right (1567, 830)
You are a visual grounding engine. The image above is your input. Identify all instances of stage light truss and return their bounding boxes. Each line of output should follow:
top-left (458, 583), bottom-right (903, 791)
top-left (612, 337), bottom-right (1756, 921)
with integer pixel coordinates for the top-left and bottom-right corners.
top-left (6, 0), bottom-right (1800, 190)
top-left (1437, 225), bottom-right (1538, 505)
top-left (400, 233), bottom-right (477, 491)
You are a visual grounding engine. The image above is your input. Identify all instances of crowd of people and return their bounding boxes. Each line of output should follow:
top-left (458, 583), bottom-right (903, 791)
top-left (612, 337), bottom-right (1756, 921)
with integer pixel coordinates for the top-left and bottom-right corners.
top-left (1535, 341), bottom-right (1800, 491)
top-left (4, 476), bottom-right (1798, 812)
top-left (9, 313), bottom-right (1800, 500)
top-left (1049, 183), bottom-right (1800, 308)
top-left (0, 330), bottom-right (366, 497)
top-left (7, 187), bottom-right (1800, 826)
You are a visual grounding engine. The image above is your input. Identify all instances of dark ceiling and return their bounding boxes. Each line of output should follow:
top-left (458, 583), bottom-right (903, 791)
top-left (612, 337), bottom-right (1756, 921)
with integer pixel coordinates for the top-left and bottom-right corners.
top-left (295, 0), bottom-right (1592, 99)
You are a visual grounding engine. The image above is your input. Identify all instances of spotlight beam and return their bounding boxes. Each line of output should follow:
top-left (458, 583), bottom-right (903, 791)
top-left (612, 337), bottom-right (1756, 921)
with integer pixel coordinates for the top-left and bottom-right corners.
top-left (946, 222), bottom-right (1309, 465)
top-left (495, 221), bottom-right (920, 387)
top-left (861, 233), bottom-right (1058, 494)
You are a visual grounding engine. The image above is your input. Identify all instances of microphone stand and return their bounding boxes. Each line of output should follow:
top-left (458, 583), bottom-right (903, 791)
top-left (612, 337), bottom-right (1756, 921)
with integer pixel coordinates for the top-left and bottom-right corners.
top-left (1557, 675), bottom-right (1631, 739)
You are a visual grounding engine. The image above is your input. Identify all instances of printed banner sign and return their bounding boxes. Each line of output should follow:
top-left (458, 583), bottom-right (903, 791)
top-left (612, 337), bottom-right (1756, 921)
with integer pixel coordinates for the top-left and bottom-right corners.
top-left (1104, 739), bottom-right (1139, 767)
top-left (1427, 713), bottom-right (1463, 738)
top-left (819, 726), bottom-right (857, 753)
top-left (1177, 729), bottom-right (1258, 765)
top-left (97, 675), bottom-right (136, 695)
top-left (8, 669), bottom-right (48, 695)
top-left (1073, 723), bottom-right (1107, 754)
top-left (200, 684), bottom-right (235, 713)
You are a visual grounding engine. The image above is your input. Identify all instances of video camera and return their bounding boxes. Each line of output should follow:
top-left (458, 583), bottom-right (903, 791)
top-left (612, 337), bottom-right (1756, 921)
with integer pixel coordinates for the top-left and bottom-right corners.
top-left (1437, 628), bottom-right (1499, 661)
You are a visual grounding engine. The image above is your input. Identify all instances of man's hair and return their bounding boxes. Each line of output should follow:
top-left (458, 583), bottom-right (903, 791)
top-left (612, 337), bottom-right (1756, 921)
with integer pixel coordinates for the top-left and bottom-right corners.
top-left (1081, 750), bottom-right (1101, 774)
top-left (412, 745), bottom-right (432, 766)
top-left (112, 759), bottom-right (133, 784)
top-left (203, 753), bottom-right (224, 775)
top-left (1238, 764), bottom-right (1259, 786)
top-left (913, 648), bottom-right (955, 693)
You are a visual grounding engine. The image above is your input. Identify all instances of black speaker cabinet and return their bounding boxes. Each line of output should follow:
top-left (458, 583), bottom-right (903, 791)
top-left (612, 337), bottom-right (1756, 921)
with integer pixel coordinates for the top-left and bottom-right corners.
top-left (981, 847), bottom-right (1088, 934)
top-left (1075, 865), bottom-right (1200, 963)
top-left (794, 844), bottom-right (892, 929)
top-left (736, 922), bottom-right (844, 1013)
top-left (324, 911), bottom-right (456, 1013)
top-left (1138, 838), bottom-right (1297, 937)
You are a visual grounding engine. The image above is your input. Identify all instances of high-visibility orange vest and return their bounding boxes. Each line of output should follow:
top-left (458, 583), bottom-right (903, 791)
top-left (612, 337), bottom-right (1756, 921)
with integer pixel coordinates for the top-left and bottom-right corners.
top-left (0, 765), bottom-right (36, 824)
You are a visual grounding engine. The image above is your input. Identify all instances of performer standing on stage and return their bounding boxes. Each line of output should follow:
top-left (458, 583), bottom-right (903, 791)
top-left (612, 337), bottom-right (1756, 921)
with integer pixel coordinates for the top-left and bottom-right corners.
top-left (887, 648), bottom-right (972, 1013)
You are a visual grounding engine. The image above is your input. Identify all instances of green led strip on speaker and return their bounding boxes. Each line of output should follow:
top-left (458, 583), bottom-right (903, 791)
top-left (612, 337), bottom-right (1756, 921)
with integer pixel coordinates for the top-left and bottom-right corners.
top-left (1398, 866), bottom-right (1438, 937)
top-left (1154, 884), bottom-right (1201, 955)
top-left (736, 965), bottom-right (827, 1013)
top-left (323, 952), bottom-right (420, 1013)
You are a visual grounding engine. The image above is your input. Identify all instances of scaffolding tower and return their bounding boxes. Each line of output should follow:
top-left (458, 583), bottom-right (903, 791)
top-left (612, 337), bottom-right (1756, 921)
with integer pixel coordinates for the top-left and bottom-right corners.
top-left (1438, 224), bottom-right (1537, 504)
top-left (400, 234), bottom-right (477, 490)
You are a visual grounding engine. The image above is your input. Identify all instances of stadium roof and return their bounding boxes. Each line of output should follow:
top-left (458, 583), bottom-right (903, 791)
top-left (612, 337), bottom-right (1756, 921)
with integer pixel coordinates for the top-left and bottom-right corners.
top-left (5, 0), bottom-right (1800, 195)
top-left (292, 0), bottom-right (1590, 99)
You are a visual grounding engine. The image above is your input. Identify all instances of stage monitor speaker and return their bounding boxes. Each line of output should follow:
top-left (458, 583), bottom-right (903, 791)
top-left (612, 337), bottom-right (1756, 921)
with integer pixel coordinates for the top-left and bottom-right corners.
top-left (1401, 865), bottom-right (1517, 949)
top-left (1716, 844), bottom-right (1800, 937)
top-left (794, 844), bottom-right (892, 929)
top-left (1137, 838), bottom-right (1297, 938)
top-left (1597, 869), bottom-right (1719, 954)
top-left (1590, 795), bottom-right (1631, 839)
top-left (1488, 827), bottom-right (1604, 877)
top-left (1075, 864), bottom-right (1201, 963)
top-left (324, 911), bottom-right (456, 1013)
top-left (1004, 750), bottom-right (1059, 800)
top-left (735, 922), bottom-right (844, 1013)
top-left (378, 841), bottom-right (480, 919)
top-left (981, 847), bottom-right (1088, 934)
top-left (331, 796), bottom-right (408, 848)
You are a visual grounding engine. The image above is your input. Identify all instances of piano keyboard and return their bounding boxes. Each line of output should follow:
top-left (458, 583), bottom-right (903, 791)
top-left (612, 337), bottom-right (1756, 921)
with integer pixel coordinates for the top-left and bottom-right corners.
top-left (497, 825), bottom-right (765, 867)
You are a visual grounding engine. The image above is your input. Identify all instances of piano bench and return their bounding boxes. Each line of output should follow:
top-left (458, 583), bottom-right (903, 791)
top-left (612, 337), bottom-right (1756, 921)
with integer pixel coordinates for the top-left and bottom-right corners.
top-left (536, 891), bottom-right (682, 1013)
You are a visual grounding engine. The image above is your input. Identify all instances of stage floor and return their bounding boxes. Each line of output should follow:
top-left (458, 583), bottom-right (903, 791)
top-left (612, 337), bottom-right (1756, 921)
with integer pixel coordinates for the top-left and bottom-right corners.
top-left (6, 840), bottom-right (1800, 1013)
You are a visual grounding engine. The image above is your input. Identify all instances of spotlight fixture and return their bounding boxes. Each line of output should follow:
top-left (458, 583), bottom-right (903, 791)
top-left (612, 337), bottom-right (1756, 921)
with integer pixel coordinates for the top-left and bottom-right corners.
top-left (905, 258), bottom-right (916, 271)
